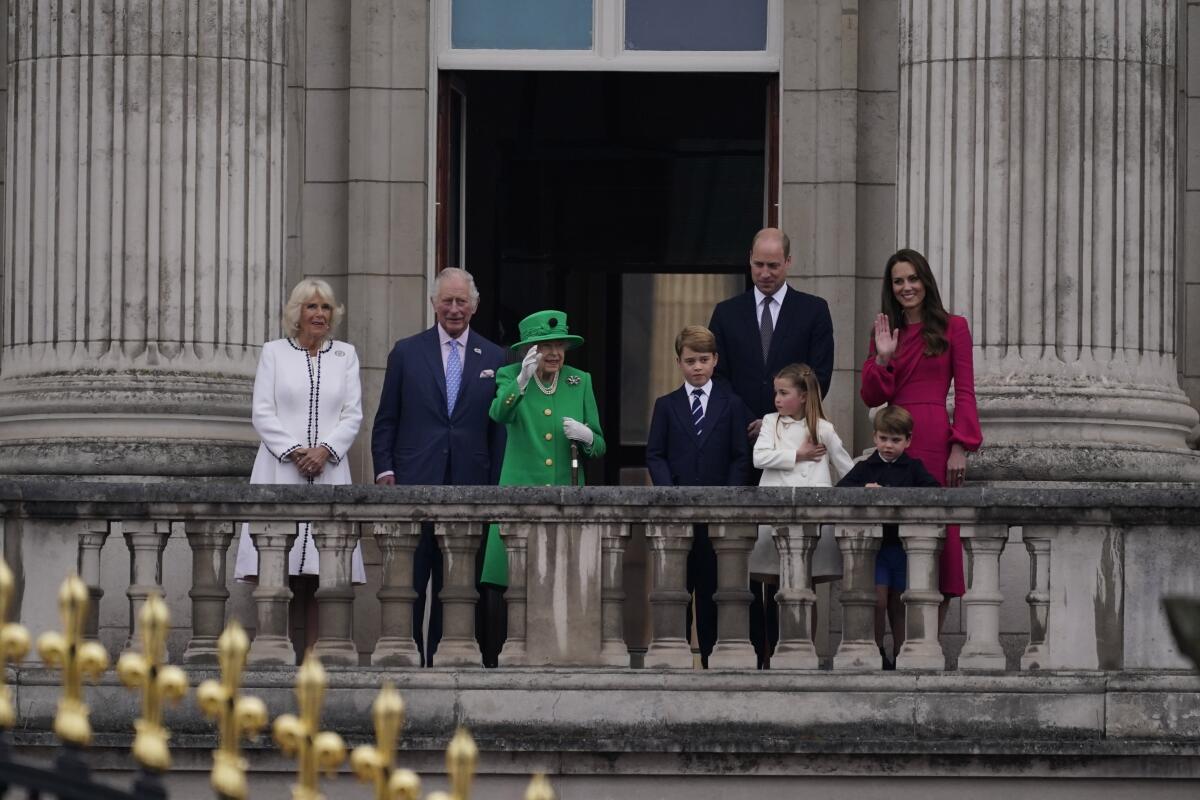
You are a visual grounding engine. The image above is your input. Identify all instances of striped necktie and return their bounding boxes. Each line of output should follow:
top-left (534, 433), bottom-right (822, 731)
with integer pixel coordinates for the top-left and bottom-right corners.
top-left (691, 388), bottom-right (704, 437)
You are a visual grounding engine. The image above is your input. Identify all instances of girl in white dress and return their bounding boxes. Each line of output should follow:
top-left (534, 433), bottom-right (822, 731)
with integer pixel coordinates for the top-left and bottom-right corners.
top-left (750, 363), bottom-right (855, 663)
top-left (234, 278), bottom-right (365, 655)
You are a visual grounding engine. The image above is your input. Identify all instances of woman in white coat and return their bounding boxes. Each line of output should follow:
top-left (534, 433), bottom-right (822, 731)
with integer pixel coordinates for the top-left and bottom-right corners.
top-left (234, 278), bottom-right (365, 656)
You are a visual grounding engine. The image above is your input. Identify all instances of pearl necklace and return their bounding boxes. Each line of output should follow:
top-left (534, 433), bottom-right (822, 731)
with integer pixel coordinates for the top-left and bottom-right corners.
top-left (533, 371), bottom-right (558, 395)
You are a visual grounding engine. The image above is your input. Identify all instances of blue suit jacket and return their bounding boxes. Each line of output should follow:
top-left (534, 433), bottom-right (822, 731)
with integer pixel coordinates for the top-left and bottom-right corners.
top-left (708, 287), bottom-right (834, 418)
top-left (645, 380), bottom-right (752, 487)
top-left (371, 326), bottom-right (506, 485)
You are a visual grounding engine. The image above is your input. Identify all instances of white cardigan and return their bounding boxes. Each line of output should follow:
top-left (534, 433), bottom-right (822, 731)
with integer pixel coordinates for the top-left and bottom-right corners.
top-left (234, 338), bottom-right (365, 582)
top-left (753, 414), bottom-right (854, 487)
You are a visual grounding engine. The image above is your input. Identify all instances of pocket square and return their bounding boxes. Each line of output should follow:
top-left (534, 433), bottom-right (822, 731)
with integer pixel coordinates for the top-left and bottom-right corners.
top-left (479, 369), bottom-right (495, 378)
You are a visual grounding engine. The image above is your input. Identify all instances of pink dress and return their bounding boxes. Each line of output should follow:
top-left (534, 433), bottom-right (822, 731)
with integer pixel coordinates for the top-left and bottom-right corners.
top-left (861, 315), bottom-right (983, 596)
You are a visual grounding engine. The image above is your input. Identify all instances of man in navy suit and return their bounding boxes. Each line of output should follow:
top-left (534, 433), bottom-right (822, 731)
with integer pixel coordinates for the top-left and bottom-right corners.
top-left (708, 227), bottom-right (835, 667)
top-left (372, 267), bottom-right (506, 666)
top-left (646, 325), bottom-right (752, 667)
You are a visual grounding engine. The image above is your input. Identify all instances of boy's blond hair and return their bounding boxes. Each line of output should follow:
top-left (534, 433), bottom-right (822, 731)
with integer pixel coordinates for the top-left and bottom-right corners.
top-left (674, 325), bottom-right (717, 357)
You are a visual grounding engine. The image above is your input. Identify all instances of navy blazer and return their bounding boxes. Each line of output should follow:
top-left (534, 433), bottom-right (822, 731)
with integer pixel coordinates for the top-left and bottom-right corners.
top-left (371, 326), bottom-right (506, 485)
top-left (645, 380), bottom-right (752, 487)
top-left (708, 287), bottom-right (834, 417)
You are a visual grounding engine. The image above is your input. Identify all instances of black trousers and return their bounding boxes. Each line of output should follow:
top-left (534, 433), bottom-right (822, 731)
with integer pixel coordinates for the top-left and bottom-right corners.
top-left (749, 577), bottom-right (779, 669)
top-left (686, 523), bottom-right (718, 667)
top-left (412, 522), bottom-right (443, 667)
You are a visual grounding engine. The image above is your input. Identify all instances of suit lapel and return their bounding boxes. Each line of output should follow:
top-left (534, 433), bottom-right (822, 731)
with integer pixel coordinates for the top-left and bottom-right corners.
top-left (768, 288), bottom-right (803, 367)
top-left (670, 387), bottom-right (694, 446)
top-left (423, 328), bottom-right (449, 414)
top-left (696, 385), bottom-right (725, 451)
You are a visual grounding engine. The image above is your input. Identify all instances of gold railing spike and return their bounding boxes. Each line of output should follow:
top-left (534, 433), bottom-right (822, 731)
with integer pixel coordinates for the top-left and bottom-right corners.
top-left (0, 558), bottom-right (31, 730)
top-left (197, 620), bottom-right (268, 800)
top-left (273, 651), bottom-right (347, 800)
top-left (351, 681), bottom-right (421, 800)
top-left (116, 592), bottom-right (189, 772)
top-left (427, 727), bottom-right (478, 800)
top-left (36, 574), bottom-right (110, 746)
top-left (524, 773), bottom-right (556, 800)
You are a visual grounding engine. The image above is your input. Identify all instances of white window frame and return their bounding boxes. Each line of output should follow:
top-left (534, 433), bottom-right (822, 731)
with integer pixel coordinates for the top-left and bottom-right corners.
top-left (435, 0), bottom-right (782, 72)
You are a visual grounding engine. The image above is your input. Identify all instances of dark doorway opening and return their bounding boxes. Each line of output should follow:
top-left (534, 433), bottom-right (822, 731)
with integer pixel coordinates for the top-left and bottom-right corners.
top-left (439, 70), bottom-right (775, 485)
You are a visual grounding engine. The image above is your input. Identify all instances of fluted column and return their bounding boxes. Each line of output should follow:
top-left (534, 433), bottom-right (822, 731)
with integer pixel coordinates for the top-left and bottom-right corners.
top-left (898, 0), bottom-right (1199, 481)
top-left (0, 0), bottom-right (286, 477)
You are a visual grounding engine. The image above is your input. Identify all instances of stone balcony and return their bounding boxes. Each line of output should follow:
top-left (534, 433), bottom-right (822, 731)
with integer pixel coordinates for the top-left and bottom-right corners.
top-left (1, 480), bottom-right (1199, 798)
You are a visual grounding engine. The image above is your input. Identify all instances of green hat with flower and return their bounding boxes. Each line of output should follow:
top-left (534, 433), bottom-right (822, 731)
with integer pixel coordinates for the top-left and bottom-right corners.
top-left (511, 309), bottom-right (584, 351)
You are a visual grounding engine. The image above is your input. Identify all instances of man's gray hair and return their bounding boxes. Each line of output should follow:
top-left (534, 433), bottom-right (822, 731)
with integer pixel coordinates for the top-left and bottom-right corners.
top-left (431, 267), bottom-right (481, 310)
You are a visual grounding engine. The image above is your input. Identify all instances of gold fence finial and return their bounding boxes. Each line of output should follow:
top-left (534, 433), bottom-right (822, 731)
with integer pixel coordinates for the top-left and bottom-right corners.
top-left (273, 651), bottom-right (347, 800)
top-left (427, 727), bottom-right (478, 800)
top-left (0, 558), bottom-right (31, 731)
top-left (116, 592), bottom-right (188, 772)
top-left (197, 620), bottom-right (268, 800)
top-left (36, 574), bottom-right (109, 746)
top-left (351, 681), bottom-right (421, 800)
top-left (524, 773), bottom-right (556, 800)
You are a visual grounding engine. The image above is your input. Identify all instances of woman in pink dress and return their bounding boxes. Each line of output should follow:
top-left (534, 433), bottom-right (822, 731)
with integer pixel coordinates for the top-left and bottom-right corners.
top-left (861, 248), bottom-right (983, 619)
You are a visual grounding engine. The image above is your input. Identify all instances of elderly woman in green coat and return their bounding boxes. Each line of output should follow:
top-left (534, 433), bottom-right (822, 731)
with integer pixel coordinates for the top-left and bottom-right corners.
top-left (479, 310), bottom-right (607, 588)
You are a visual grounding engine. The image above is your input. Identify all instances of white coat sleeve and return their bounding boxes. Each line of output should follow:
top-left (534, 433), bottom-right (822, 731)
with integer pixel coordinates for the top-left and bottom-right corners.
top-left (252, 344), bottom-right (304, 462)
top-left (823, 425), bottom-right (856, 481)
top-left (753, 416), bottom-right (796, 471)
top-left (320, 345), bottom-right (363, 464)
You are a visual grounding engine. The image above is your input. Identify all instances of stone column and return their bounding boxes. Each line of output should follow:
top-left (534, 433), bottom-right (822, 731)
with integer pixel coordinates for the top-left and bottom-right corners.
top-left (182, 521), bottom-right (235, 665)
top-left (123, 520), bottom-right (172, 653)
top-left (433, 521), bottom-right (481, 667)
top-left (598, 523), bottom-right (631, 668)
top-left (76, 521), bottom-right (110, 640)
top-left (311, 521), bottom-right (360, 665)
top-left (958, 524), bottom-right (1008, 671)
top-left (0, 0), bottom-right (285, 477)
top-left (895, 525), bottom-right (946, 671)
top-left (832, 525), bottom-right (882, 670)
top-left (707, 524), bottom-right (757, 669)
top-left (898, 0), bottom-right (1200, 481)
top-left (499, 523), bottom-right (532, 667)
top-left (370, 522), bottom-right (421, 667)
top-left (1022, 532), bottom-right (1052, 671)
top-left (771, 524), bottom-right (820, 670)
top-left (247, 522), bottom-right (297, 666)
top-left (644, 523), bottom-right (693, 669)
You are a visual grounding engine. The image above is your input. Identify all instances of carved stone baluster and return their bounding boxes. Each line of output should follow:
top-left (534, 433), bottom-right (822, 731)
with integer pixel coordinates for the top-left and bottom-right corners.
top-left (247, 522), bottom-right (298, 666)
top-left (312, 521), bottom-right (361, 665)
top-left (183, 521), bottom-right (235, 664)
top-left (598, 523), bottom-right (631, 668)
top-left (370, 522), bottom-right (422, 667)
top-left (896, 524), bottom-right (946, 671)
top-left (122, 520), bottom-right (172, 653)
top-left (832, 524), bottom-right (883, 670)
top-left (499, 522), bottom-right (532, 666)
top-left (707, 523), bottom-right (757, 669)
top-left (644, 523), bottom-right (693, 669)
top-left (77, 521), bottom-right (111, 640)
top-left (1021, 530), bottom-right (1053, 670)
top-left (433, 522), bottom-right (482, 667)
top-left (958, 524), bottom-right (1009, 670)
top-left (771, 524), bottom-right (821, 669)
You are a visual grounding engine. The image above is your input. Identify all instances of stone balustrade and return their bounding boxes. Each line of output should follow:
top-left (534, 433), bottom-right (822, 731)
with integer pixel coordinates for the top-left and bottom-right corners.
top-left (0, 480), bottom-right (1197, 672)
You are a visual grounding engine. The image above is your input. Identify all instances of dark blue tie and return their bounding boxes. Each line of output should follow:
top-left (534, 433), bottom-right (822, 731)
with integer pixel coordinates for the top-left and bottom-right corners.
top-left (691, 388), bottom-right (704, 437)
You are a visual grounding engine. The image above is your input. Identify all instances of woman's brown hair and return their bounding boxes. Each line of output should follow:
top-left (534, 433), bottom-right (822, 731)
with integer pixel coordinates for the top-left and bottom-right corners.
top-left (774, 363), bottom-right (826, 443)
top-left (881, 248), bottom-right (949, 357)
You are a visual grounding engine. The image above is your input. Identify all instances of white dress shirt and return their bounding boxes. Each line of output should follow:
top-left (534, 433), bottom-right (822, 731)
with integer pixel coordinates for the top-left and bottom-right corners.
top-left (438, 324), bottom-right (471, 375)
top-left (681, 379), bottom-right (714, 417)
top-left (753, 282), bottom-right (788, 328)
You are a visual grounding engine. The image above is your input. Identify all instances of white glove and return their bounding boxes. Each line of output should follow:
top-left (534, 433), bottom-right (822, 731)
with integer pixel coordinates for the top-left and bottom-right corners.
top-left (562, 417), bottom-right (594, 447)
top-left (516, 346), bottom-right (540, 393)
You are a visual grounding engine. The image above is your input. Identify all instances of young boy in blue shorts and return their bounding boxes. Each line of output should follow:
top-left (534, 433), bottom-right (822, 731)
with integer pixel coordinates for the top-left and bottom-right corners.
top-left (836, 405), bottom-right (939, 670)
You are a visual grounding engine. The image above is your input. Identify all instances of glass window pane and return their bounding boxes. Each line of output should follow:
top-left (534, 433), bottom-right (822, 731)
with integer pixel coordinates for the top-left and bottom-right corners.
top-left (625, 0), bottom-right (767, 51)
top-left (452, 0), bottom-right (593, 50)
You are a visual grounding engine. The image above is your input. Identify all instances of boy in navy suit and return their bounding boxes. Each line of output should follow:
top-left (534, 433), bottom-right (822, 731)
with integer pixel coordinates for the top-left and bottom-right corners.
top-left (646, 325), bottom-right (752, 667)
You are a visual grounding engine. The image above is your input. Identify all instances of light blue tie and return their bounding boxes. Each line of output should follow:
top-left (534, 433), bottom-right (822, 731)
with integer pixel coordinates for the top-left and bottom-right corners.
top-left (446, 340), bottom-right (462, 416)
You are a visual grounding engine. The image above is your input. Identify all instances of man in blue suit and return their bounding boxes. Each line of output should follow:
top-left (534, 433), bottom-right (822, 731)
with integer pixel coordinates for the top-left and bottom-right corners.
top-left (646, 325), bottom-right (752, 667)
top-left (708, 227), bottom-right (835, 668)
top-left (372, 267), bottom-right (506, 666)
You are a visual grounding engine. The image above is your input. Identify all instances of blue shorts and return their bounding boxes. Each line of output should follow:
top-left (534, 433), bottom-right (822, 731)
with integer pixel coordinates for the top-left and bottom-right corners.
top-left (875, 542), bottom-right (907, 592)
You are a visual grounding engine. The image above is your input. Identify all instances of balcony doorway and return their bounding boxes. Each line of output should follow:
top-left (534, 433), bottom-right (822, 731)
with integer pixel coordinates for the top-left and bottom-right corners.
top-left (437, 70), bottom-right (777, 486)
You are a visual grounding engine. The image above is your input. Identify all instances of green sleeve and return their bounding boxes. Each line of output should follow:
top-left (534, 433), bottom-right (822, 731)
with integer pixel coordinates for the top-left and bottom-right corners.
top-left (489, 367), bottom-right (525, 424)
top-left (582, 372), bottom-right (606, 459)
